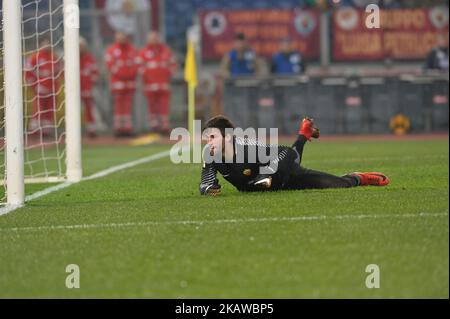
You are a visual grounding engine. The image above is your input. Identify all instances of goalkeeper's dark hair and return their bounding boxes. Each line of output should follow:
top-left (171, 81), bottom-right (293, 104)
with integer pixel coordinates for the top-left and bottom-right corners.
top-left (203, 115), bottom-right (235, 137)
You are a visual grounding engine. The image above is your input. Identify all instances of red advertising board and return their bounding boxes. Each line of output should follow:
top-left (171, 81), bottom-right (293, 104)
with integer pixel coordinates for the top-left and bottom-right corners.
top-left (94, 0), bottom-right (158, 36)
top-left (333, 7), bottom-right (449, 61)
top-left (200, 9), bottom-right (321, 61)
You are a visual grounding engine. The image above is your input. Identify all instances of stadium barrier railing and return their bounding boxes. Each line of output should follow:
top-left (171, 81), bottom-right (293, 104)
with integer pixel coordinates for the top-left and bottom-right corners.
top-left (221, 73), bottom-right (449, 135)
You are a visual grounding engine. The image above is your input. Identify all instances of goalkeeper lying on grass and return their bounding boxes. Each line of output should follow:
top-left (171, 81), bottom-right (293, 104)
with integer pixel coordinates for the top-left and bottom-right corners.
top-left (199, 115), bottom-right (389, 196)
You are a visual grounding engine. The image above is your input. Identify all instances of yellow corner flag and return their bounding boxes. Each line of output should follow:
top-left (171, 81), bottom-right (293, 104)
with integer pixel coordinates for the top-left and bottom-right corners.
top-left (184, 41), bottom-right (197, 87)
top-left (184, 40), bottom-right (197, 144)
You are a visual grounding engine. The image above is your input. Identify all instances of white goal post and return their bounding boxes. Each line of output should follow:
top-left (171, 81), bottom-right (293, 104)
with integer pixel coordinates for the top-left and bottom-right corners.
top-left (3, 0), bottom-right (25, 206)
top-left (1, 0), bottom-right (82, 207)
top-left (64, 0), bottom-right (82, 183)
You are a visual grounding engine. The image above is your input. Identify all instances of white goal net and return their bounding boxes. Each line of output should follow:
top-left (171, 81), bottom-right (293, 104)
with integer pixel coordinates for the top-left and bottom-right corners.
top-left (1, 0), bottom-right (81, 207)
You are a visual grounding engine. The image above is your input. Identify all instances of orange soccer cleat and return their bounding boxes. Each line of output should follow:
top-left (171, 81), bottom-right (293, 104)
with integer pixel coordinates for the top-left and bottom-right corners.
top-left (351, 172), bottom-right (390, 187)
top-left (299, 117), bottom-right (320, 141)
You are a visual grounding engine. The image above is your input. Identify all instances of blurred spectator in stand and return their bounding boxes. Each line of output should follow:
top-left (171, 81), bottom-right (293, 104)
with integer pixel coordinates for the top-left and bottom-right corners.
top-left (271, 37), bottom-right (306, 75)
top-left (25, 37), bottom-right (63, 137)
top-left (221, 33), bottom-right (263, 77)
top-left (138, 31), bottom-right (177, 134)
top-left (425, 33), bottom-right (449, 72)
top-left (80, 37), bottom-right (99, 138)
top-left (105, 32), bottom-right (139, 137)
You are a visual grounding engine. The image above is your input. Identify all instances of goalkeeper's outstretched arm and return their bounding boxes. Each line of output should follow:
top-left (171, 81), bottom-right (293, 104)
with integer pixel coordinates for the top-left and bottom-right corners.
top-left (199, 163), bottom-right (221, 196)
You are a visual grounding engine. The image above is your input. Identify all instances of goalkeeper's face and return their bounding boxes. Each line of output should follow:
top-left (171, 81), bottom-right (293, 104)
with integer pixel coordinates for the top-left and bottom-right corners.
top-left (204, 128), bottom-right (226, 157)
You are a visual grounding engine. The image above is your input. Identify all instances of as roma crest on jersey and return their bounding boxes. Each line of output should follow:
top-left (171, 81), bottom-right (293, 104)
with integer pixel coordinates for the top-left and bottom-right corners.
top-left (243, 169), bottom-right (252, 177)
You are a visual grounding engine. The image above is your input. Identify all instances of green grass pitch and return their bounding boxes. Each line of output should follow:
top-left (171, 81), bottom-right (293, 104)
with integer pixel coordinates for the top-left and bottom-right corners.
top-left (0, 138), bottom-right (448, 298)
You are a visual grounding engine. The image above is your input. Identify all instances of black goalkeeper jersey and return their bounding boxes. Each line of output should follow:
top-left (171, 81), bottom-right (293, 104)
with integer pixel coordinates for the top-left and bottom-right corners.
top-left (199, 137), bottom-right (299, 194)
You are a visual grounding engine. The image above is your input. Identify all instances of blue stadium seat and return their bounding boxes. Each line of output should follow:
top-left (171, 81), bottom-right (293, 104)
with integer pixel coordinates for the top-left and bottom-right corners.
top-left (79, 1), bottom-right (91, 9)
top-left (226, 0), bottom-right (248, 9)
top-left (276, 0), bottom-right (300, 9)
top-left (351, 0), bottom-right (381, 8)
top-left (201, 2), bottom-right (224, 10)
top-left (22, 0), bottom-right (48, 10)
top-left (173, 1), bottom-right (194, 13)
top-left (21, 1), bottom-right (38, 11)
top-left (252, 0), bottom-right (272, 9)
top-left (342, 0), bottom-right (357, 7)
top-left (192, 0), bottom-right (221, 7)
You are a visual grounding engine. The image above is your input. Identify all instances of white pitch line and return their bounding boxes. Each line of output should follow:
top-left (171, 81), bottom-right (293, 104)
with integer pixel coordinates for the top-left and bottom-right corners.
top-left (305, 154), bottom-right (448, 164)
top-left (0, 149), bottom-right (172, 217)
top-left (25, 181), bottom-right (74, 202)
top-left (83, 150), bottom-right (171, 181)
top-left (0, 212), bottom-right (447, 234)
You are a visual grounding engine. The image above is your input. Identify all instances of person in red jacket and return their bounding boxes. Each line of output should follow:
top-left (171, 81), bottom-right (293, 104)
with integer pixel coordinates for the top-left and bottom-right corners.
top-left (25, 37), bottom-right (63, 137)
top-left (80, 37), bottom-right (99, 138)
top-left (105, 32), bottom-right (139, 137)
top-left (138, 31), bottom-right (177, 134)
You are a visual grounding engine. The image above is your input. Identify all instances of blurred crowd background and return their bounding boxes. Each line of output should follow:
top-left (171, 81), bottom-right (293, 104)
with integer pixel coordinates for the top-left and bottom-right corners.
top-left (1, 0), bottom-right (449, 137)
